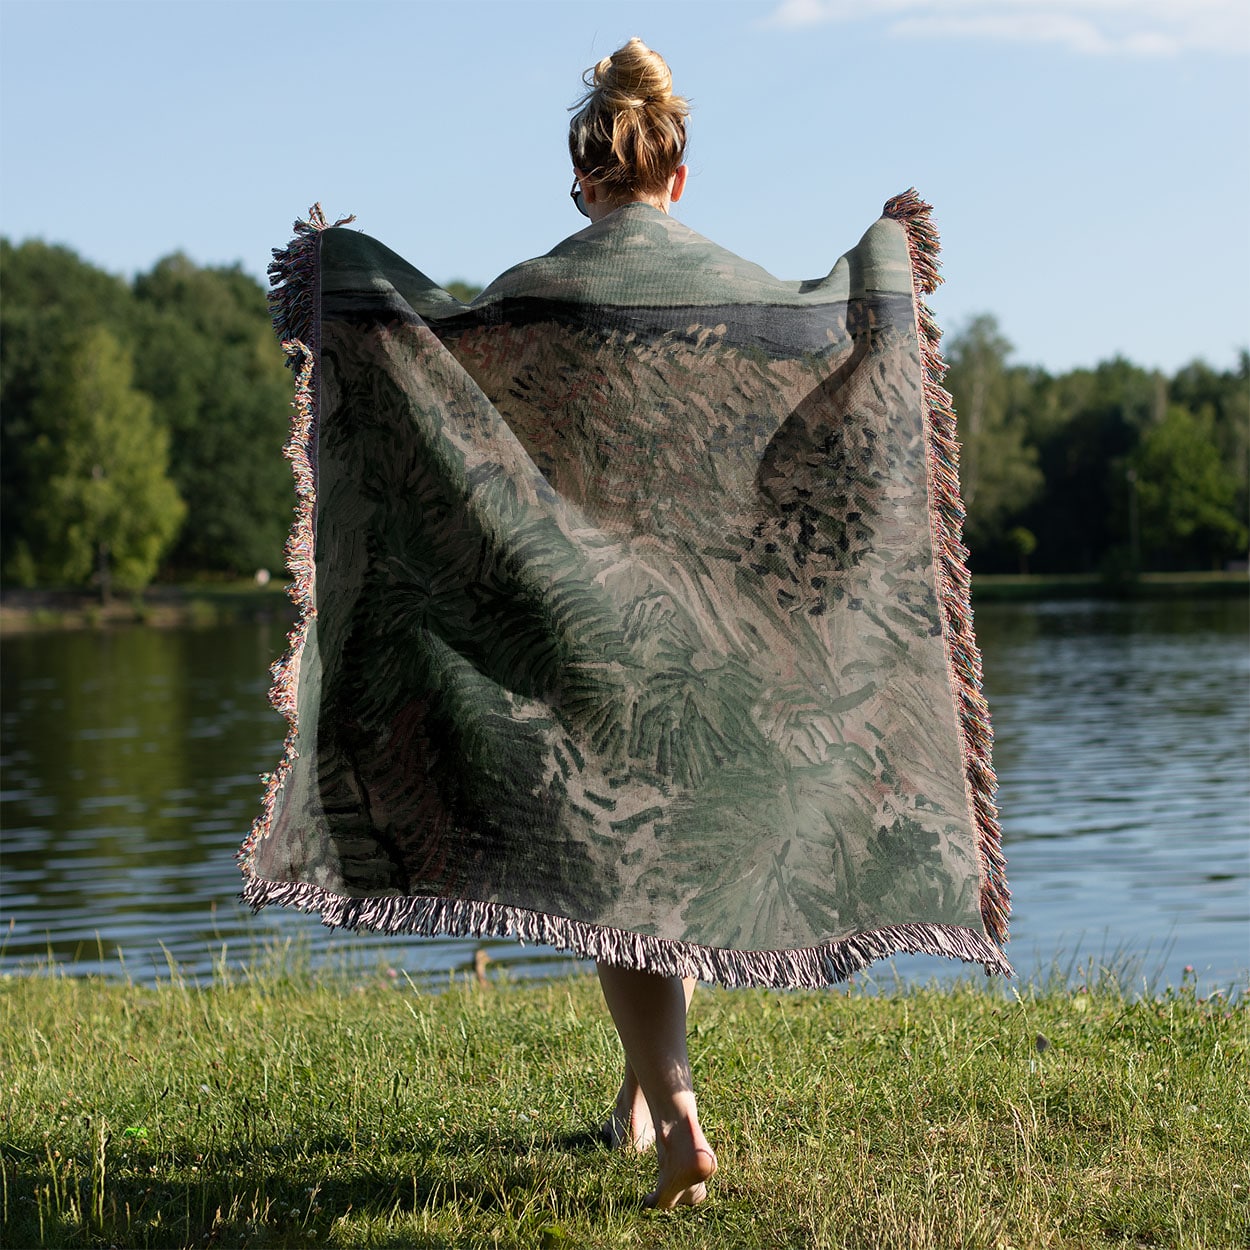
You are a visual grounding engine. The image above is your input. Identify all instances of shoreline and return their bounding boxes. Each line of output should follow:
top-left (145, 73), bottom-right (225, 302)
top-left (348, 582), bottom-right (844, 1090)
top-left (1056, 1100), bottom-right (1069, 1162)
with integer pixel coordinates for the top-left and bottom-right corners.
top-left (969, 569), bottom-right (1248, 602)
top-left (0, 582), bottom-right (296, 635)
top-left (1, 571), bottom-right (1245, 635)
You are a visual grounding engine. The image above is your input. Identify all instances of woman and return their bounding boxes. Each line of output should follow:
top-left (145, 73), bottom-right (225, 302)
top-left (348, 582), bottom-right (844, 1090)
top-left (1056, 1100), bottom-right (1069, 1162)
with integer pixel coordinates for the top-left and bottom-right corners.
top-left (566, 39), bottom-right (716, 1209)
top-left (244, 38), bottom-right (1010, 1214)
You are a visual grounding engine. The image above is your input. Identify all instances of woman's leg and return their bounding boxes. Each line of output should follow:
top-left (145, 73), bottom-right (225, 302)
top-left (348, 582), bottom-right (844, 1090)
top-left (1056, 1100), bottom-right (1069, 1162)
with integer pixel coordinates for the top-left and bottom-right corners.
top-left (602, 977), bottom-right (696, 1151)
top-left (596, 963), bottom-right (717, 1208)
top-left (603, 1055), bottom-right (654, 1151)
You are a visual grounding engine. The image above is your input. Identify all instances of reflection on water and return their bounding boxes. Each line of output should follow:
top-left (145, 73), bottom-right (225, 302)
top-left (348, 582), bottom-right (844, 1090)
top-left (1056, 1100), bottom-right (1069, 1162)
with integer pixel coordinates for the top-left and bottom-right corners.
top-left (2, 597), bottom-right (1247, 991)
top-left (969, 596), bottom-right (1249, 991)
top-left (0, 625), bottom-right (577, 985)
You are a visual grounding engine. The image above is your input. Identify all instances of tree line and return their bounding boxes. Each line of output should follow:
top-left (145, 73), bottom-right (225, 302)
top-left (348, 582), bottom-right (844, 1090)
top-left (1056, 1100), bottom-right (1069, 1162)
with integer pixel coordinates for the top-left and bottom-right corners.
top-left (2, 240), bottom-right (293, 596)
top-left (945, 316), bottom-right (1247, 576)
top-left (1, 238), bottom-right (1246, 596)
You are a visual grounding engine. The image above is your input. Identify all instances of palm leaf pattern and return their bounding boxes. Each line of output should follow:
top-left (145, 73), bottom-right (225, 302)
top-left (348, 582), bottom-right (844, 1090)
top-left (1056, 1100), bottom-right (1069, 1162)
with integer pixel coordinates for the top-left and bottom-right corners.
top-left (241, 201), bottom-right (1011, 985)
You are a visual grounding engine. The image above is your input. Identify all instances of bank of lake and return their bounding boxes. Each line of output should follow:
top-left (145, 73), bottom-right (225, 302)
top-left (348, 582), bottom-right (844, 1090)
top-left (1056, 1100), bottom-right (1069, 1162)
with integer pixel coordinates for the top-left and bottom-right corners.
top-left (1, 572), bottom-right (1245, 635)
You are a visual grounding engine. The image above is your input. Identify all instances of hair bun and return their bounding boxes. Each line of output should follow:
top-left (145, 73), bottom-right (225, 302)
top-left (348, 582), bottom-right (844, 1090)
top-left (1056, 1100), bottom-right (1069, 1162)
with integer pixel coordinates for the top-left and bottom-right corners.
top-left (569, 38), bottom-right (689, 198)
top-left (595, 36), bottom-right (673, 109)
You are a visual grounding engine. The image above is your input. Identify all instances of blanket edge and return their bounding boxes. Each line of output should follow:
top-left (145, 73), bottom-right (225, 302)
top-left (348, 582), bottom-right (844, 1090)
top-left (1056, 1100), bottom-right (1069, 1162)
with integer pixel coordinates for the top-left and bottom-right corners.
top-left (883, 189), bottom-right (1011, 946)
top-left (237, 205), bottom-right (351, 876)
top-left (240, 873), bottom-right (1013, 986)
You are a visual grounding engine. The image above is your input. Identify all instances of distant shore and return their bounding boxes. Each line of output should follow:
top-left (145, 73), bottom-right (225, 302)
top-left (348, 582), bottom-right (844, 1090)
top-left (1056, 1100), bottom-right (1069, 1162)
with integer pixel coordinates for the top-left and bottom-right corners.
top-left (1, 570), bottom-right (1245, 635)
top-left (969, 569), bottom-right (1248, 602)
top-left (0, 581), bottom-right (295, 635)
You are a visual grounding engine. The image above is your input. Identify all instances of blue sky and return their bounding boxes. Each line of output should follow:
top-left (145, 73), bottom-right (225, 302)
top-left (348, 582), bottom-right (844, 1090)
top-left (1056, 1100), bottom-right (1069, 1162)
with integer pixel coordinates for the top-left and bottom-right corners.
top-left (2, 0), bottom-right (1247, 375)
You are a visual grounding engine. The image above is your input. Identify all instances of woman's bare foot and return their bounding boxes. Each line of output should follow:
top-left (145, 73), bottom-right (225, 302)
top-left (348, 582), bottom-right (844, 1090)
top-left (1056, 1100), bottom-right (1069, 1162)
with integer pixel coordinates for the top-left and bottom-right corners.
top-left (644, 1116), bottom-right (717, 1209)
top-left (594, 966), bottom-right (712, 1207)
top-left (602, 1069), bottom-right (655, 1151)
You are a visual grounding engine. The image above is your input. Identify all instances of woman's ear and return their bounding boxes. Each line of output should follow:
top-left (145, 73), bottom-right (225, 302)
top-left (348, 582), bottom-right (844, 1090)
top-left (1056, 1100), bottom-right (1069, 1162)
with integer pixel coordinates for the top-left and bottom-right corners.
top-left (669, 164), bottom-right (688, 203)
top-left (575, 169), bottom-right (601, 206)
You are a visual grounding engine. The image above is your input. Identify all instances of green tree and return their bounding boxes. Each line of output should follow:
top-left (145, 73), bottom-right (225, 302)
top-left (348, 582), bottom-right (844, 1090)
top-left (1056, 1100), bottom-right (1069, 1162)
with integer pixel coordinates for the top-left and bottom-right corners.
top-left (444, 279), bottom-right (483, 304)
top-left (943, 315), bottom-right (1043, 558)
top-left (1020, 358), bottom-right (1162, 573)
top-left (132, 255), bottom-right (292, 574)
top-left (1007, 526), bottom-right (1037, 575)
top-left (23, 327), bottom-right (185, 598)
top-left (1132, 404), bottom-right (1247, 569)
top-left (1169, 353), bottom-right (1250, 541)
top-left (0, 239), bottom-right (139, 578)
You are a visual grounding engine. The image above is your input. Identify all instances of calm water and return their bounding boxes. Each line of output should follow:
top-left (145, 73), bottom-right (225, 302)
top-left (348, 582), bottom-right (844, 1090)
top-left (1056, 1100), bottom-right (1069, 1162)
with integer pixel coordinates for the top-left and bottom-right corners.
top-left (2, 598), bottom-right (1247, 992)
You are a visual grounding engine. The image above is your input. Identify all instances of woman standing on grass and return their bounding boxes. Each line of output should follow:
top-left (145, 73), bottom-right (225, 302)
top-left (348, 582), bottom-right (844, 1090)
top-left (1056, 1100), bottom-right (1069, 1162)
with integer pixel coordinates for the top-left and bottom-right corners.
top-left (245, 38), bottom-right (1010, 1213)
top-left (566, 38), bottom-right (716, 1209)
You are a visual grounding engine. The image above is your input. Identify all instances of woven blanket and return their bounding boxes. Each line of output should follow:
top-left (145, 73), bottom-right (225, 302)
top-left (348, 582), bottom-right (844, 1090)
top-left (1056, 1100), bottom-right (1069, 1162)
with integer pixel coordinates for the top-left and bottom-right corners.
top-left (239, 192), bottom-right (1011, 987)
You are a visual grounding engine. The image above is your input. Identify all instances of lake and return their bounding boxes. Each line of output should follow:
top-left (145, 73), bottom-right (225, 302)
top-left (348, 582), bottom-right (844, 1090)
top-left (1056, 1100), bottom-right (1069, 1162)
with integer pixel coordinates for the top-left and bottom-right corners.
top-left (2, 597), bottom-right (1247, 994)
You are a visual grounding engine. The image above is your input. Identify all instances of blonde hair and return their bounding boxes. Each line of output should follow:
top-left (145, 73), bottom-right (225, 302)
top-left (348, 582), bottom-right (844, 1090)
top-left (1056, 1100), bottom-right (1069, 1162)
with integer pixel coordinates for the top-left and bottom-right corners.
top-left (568, 38), bottom-right (689, 198)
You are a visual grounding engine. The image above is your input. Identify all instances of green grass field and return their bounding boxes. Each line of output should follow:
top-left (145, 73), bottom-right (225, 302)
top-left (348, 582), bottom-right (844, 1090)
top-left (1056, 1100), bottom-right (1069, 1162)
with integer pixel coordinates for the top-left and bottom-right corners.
top-left (2, 959), bottom-right (1246, 1249)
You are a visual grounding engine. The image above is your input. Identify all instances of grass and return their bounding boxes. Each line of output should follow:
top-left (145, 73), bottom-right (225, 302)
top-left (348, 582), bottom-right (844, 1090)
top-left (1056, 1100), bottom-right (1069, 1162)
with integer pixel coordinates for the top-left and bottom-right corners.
top-left (1, 959), bottom-right (1246, 1249)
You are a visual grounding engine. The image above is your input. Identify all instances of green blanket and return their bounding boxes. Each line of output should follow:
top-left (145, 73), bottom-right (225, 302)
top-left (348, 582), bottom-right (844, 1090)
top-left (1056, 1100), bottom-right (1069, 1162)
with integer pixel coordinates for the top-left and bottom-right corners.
top-left (239, 192), bottom-right (1011, 986)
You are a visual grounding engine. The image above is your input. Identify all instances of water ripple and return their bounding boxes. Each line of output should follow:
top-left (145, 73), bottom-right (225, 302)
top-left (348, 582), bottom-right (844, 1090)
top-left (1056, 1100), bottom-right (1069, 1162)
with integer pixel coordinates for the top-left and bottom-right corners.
top-left (2, 600), bottom-right (1246, 992)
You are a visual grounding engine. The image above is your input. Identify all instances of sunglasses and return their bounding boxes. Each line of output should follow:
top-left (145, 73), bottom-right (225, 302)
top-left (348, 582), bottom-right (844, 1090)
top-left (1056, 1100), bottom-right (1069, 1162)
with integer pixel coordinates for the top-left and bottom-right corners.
top-left (570, 177), bottom-right (589, 218)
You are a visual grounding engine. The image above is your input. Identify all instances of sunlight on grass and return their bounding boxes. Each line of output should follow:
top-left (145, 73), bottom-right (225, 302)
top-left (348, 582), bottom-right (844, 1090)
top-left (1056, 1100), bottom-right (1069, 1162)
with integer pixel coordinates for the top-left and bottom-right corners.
top-left (2, 956), bottom-right (1245, 1248)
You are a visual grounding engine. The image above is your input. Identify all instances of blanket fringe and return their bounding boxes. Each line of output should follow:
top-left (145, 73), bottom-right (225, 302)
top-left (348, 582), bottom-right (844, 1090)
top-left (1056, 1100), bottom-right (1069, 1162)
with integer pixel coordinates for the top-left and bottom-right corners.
top-left (240, 874), bottom-right (1013, 987)
top-left (266, 203), bottom-right (355, 354)
top-left (883, 189), bottom-right (1011, 946)
top-left (238, 206), bottom-right (350, 871)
